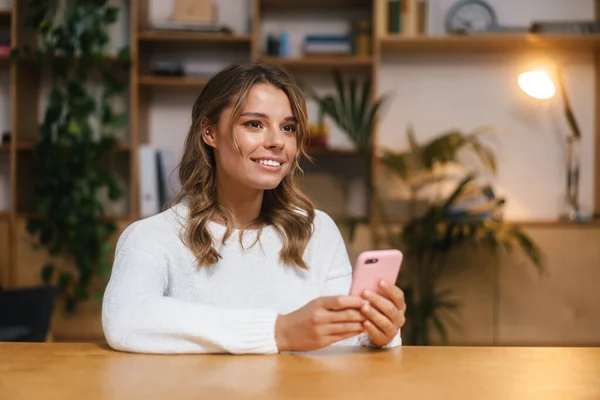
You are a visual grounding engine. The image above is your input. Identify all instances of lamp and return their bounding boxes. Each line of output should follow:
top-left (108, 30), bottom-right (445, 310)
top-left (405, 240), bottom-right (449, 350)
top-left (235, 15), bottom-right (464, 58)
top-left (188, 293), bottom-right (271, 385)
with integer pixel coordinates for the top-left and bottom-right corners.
top-left (518, 67), bottom-right (583, 221)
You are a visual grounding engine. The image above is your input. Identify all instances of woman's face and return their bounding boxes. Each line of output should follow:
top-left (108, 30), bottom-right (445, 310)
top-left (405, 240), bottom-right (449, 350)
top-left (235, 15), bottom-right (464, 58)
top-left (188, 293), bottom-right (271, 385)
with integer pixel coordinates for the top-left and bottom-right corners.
top-left (205, 83), bottom-right (298, 192)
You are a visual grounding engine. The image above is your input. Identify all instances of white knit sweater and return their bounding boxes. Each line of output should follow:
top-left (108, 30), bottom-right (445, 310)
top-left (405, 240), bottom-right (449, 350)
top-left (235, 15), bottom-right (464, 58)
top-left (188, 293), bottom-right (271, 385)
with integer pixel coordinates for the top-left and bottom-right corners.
top-left (102, 202), bottom-right (402, 354)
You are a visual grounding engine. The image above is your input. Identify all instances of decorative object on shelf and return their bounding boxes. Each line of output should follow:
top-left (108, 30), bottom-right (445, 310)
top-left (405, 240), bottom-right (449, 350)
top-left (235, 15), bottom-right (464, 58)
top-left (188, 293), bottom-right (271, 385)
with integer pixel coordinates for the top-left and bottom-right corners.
top-left (445, 0), bottom-right (529, 35)
top-left (172, 0), bottom-right (215, 24)
top-left (150, 0), bottom-right (232, 34)
top-left (307, 122), bottom-right (329, 148)
top-left (278, 31), bottom-right (291, 57)
top-left (445, 0), bottom-right (497, 34)
top-left (353, 19), bottom-right (372, 56)
top-left (266, 33), bottom-right (280, 56)
top-left (518, 67), bottom-right (591, 222)
top-left (379, 127), bottom-right (543, 345)
top-left (1, 131), bottom-right (9, 145)
top-left (13, 0), bottom-right (130, 313)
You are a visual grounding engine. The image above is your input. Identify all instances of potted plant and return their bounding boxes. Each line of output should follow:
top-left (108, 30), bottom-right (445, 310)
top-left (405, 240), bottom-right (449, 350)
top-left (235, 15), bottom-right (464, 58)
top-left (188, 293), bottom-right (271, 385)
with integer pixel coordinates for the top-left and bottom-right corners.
top-left (304, 70), bottom-right (387, 242)
top-left (13, 0), bottom-right (130, 313)
top-left (380, 127), bottom-right (543, 344)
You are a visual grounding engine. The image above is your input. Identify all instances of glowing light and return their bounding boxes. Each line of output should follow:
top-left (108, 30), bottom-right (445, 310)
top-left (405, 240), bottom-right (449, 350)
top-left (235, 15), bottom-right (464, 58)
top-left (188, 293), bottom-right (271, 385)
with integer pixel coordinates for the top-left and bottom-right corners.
top-left (518, 70), bottom-right (556, 100)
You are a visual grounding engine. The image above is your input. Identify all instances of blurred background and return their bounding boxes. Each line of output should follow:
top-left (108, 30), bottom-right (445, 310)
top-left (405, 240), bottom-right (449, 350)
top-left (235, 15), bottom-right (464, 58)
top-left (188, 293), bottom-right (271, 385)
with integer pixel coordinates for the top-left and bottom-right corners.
top-left (0, 0), bottom-right (599, 347)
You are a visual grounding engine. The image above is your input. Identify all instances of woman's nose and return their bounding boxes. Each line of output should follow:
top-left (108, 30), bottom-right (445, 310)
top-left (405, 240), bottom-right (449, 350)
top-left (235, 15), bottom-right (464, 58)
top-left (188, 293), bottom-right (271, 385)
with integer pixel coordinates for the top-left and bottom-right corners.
top-left (265, 129), bottom-right (285, 149)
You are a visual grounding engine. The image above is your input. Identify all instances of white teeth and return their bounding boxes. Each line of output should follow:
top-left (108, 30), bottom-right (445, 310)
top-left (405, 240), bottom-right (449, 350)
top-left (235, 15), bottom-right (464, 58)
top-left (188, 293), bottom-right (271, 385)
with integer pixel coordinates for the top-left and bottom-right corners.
top-left (257, 159), bottom-right (281, 167)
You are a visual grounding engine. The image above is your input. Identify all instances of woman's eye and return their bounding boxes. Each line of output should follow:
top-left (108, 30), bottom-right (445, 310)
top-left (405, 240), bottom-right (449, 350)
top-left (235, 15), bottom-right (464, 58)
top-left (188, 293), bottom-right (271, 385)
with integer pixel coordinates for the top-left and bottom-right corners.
top-left (282, 124), bottom-right (297, 133)
top-left (244, 120), bottom-right (262, 129)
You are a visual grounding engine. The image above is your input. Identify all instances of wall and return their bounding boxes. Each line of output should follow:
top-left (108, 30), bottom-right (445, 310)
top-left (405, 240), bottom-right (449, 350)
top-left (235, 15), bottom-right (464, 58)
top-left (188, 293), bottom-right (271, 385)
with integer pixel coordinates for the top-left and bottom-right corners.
top-left (379, 0), bottom-right (596, 220)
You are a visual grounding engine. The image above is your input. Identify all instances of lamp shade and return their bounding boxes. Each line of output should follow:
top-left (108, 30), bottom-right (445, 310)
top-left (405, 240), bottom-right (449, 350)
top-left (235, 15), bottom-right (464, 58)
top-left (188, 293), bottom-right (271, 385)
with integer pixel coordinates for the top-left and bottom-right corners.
top-left (518, 70), bottom-right (556, 100)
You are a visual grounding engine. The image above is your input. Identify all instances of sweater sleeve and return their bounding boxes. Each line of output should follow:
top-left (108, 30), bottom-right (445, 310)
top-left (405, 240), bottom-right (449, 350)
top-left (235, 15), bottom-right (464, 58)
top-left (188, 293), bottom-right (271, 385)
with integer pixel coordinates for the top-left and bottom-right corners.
top-left (316, 211), bottom-right (402, 349)
top-left (102, 236), bottom-right (279, 355)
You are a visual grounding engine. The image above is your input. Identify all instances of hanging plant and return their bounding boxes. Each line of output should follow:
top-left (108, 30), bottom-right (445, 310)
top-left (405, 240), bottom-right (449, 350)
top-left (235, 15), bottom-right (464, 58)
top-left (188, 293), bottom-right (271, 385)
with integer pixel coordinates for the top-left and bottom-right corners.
top-left (13, 0), bottom-right (130, 312)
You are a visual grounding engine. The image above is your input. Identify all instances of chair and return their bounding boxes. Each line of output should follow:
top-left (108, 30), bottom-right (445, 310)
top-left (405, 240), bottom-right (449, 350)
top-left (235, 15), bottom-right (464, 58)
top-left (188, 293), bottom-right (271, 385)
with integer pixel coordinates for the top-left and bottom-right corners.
top-left (0, 285), bottom-right (56, 342)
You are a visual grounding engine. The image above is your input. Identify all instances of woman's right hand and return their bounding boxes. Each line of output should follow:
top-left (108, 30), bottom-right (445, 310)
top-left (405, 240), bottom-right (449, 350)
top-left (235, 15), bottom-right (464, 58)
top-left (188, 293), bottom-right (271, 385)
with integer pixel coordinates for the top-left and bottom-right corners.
top-left (274, 296), bottom-right (367, 352)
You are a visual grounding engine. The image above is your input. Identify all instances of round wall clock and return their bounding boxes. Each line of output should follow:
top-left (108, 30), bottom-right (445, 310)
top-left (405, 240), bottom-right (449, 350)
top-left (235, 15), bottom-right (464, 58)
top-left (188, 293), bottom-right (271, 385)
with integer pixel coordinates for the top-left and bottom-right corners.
top-left (445, 0), bottom-right (498, 34)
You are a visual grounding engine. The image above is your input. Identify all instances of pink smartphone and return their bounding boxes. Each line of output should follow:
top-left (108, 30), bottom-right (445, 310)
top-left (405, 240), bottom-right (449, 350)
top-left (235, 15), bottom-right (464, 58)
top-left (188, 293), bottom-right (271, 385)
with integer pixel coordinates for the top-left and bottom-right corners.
top-left (349, 249), bottom-right (403, 296)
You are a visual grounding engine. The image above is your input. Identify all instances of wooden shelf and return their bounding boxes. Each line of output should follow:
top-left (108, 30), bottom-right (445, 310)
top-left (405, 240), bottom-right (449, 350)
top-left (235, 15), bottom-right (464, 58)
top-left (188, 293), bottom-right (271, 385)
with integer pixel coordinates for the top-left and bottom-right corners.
top-left (0, 144), bottom-right (9, 151)
top-left (139, 75), bottom-right (210, 87)
top-left (260, 56), bottom-right (373, 68)
top-left (380, 34), bottom-right (600, 54)
top-left (14, 142), bottom-right (131, 151)
top-left (0, 9), bottom-right (11, 16)
top-left (306, 147), bottom-right (360, 157)
top-left (138, 31), bottom-right (252, 43)
top-left (0, 211), bottom-right (9, 220)
top-left (18, 212), bottom-right (131, 222)
top-left (510, 219), bottom-right (600, 228)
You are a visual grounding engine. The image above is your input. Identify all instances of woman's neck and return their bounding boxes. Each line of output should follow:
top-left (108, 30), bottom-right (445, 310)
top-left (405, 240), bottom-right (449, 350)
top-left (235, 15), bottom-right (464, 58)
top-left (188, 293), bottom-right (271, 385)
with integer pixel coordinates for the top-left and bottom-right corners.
top-left (215, 184), bottom-right (264, 228)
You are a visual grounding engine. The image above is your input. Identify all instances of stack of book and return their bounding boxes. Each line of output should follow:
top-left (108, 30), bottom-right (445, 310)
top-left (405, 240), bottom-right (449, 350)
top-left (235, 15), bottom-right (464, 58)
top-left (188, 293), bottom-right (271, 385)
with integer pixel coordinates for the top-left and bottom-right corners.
top-left (385, 0), bottom-right (427, 36)
top-left (303, 34), bottom-right (353, 56)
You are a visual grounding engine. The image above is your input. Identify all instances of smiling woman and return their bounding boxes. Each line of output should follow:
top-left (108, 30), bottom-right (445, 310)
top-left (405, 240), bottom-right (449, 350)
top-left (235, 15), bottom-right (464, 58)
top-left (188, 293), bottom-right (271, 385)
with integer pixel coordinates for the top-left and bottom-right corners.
top-left (101, 61), bottom-right (406, 355)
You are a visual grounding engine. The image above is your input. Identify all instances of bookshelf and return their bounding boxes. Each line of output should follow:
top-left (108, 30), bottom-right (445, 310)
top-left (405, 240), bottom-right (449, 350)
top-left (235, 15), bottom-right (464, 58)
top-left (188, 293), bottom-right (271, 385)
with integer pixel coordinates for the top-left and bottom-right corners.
top-left (137, 30), bottom-right (253, 42)
top-left (0, 0), bottom-right (599, 342)
top-left (138, 75), bottom-right (210, 87)
top-left (380, 34), bottom-right (600, 53)
top-left (259, 56), bottom-right (374, 68)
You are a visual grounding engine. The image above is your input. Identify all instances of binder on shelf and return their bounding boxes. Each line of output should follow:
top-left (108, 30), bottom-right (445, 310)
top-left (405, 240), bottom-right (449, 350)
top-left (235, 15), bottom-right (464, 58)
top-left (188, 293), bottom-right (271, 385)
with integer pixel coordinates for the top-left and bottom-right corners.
top-left (138, 145), bottom-right (160, 218)
top-left (138, 145), bottom-right (181, 218)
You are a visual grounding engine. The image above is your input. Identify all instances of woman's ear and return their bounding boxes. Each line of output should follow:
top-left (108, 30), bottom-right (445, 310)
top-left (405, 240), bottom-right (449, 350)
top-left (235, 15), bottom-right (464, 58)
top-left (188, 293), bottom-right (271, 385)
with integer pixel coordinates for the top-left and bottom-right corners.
top-left (201, 123), bottom-right (217, 149)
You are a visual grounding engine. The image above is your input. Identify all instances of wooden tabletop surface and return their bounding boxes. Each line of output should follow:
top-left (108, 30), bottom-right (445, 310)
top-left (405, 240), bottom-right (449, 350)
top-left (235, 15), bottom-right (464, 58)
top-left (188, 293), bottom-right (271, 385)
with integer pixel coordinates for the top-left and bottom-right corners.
top-left (1, 343), bottom-right (600, 399)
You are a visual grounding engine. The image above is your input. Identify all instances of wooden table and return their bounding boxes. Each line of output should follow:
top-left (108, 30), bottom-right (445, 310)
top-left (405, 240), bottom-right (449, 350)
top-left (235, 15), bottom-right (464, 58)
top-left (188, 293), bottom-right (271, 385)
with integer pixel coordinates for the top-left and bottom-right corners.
top-left (1, 343), bottom-right (600, 399)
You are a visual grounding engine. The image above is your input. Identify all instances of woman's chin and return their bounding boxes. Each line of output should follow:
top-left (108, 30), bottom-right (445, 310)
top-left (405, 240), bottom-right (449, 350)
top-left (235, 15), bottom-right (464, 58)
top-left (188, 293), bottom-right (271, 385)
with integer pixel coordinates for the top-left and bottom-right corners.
top-left (251, 180), bottom-right (283, 190)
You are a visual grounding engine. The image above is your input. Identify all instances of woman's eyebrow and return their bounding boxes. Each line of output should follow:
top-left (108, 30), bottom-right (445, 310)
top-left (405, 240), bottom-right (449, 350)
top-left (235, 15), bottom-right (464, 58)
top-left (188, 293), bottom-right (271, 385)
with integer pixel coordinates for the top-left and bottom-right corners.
top-left (240, 112), bottom-right (297, 123)
top-left (241, 112), bottom-right (268, 119)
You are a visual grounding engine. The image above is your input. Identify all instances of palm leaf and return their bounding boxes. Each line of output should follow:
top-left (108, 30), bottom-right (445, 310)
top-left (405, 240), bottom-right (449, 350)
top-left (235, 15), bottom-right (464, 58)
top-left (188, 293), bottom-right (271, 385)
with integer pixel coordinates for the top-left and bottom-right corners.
top-left (308, 71), bottom-right (386, 152)
top-left (441, 174), bottom-right (477, 215)
top-left (432, 314), bottom-right (448, 343)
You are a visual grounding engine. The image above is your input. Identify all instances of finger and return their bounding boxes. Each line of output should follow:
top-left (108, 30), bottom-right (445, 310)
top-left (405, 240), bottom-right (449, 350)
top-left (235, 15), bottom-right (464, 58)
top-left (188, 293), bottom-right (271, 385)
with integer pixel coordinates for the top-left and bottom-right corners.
top-left (320, 295), bottom-right (365, 311)
top-left (325, 322), bottom-right (365, 335)
top-left (361, 301), bottom-right (398, 339)
top-left (379, 281), bottom-right (406, 311)
top-left (363, 290), bottom-right (400, 326)
top-left (327, 309), bottom-right (367, 323)
top-left (363, 320), bottom-right (389, 346)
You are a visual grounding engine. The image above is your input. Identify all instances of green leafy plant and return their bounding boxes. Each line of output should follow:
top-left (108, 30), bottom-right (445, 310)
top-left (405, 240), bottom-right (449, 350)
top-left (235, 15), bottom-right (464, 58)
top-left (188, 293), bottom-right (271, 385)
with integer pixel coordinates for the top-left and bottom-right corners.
top-left (307, 71), bottom-right (543, 345)
top-left (305, 71), bottom-right (387, 242)
top-left (14, 0), bottom-right (130, 312)
top-left (304, 70), bottom-right (387, 154)
top-left (380, 127), bottom-right (543, 345)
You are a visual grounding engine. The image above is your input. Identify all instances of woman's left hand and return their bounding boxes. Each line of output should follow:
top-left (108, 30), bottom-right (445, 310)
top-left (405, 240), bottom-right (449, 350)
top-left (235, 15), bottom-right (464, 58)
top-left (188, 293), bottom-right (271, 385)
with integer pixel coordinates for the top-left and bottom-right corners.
top-left (360, 280), bottom-right (406, 347)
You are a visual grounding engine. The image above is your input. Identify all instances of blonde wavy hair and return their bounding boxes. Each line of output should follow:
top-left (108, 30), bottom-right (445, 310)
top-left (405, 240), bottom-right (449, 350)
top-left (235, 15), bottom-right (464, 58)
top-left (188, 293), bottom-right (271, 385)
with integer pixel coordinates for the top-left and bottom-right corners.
top-left (171, 61), bottom-right (316, 269)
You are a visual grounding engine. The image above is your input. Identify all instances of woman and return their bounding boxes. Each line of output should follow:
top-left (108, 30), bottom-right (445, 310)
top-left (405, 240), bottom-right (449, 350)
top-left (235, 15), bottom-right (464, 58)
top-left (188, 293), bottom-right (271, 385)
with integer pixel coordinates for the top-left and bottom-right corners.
top-left (102, 61), bottom-right (406, 354)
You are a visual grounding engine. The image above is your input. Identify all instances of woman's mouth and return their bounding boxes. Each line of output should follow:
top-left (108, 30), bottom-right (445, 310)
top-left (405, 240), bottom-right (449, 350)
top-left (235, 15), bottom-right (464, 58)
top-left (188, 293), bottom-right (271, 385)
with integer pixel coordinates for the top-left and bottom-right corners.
top-left (251, 157), bottom-right (285, 171)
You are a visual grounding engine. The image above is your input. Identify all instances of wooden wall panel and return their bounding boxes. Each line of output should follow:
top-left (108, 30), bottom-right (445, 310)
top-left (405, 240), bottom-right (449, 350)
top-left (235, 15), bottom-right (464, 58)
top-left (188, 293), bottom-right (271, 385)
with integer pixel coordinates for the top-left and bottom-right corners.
top-left (498, 227), bottom-right (600, 346)
top-left (346, 224), bottom-right (600, 347)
